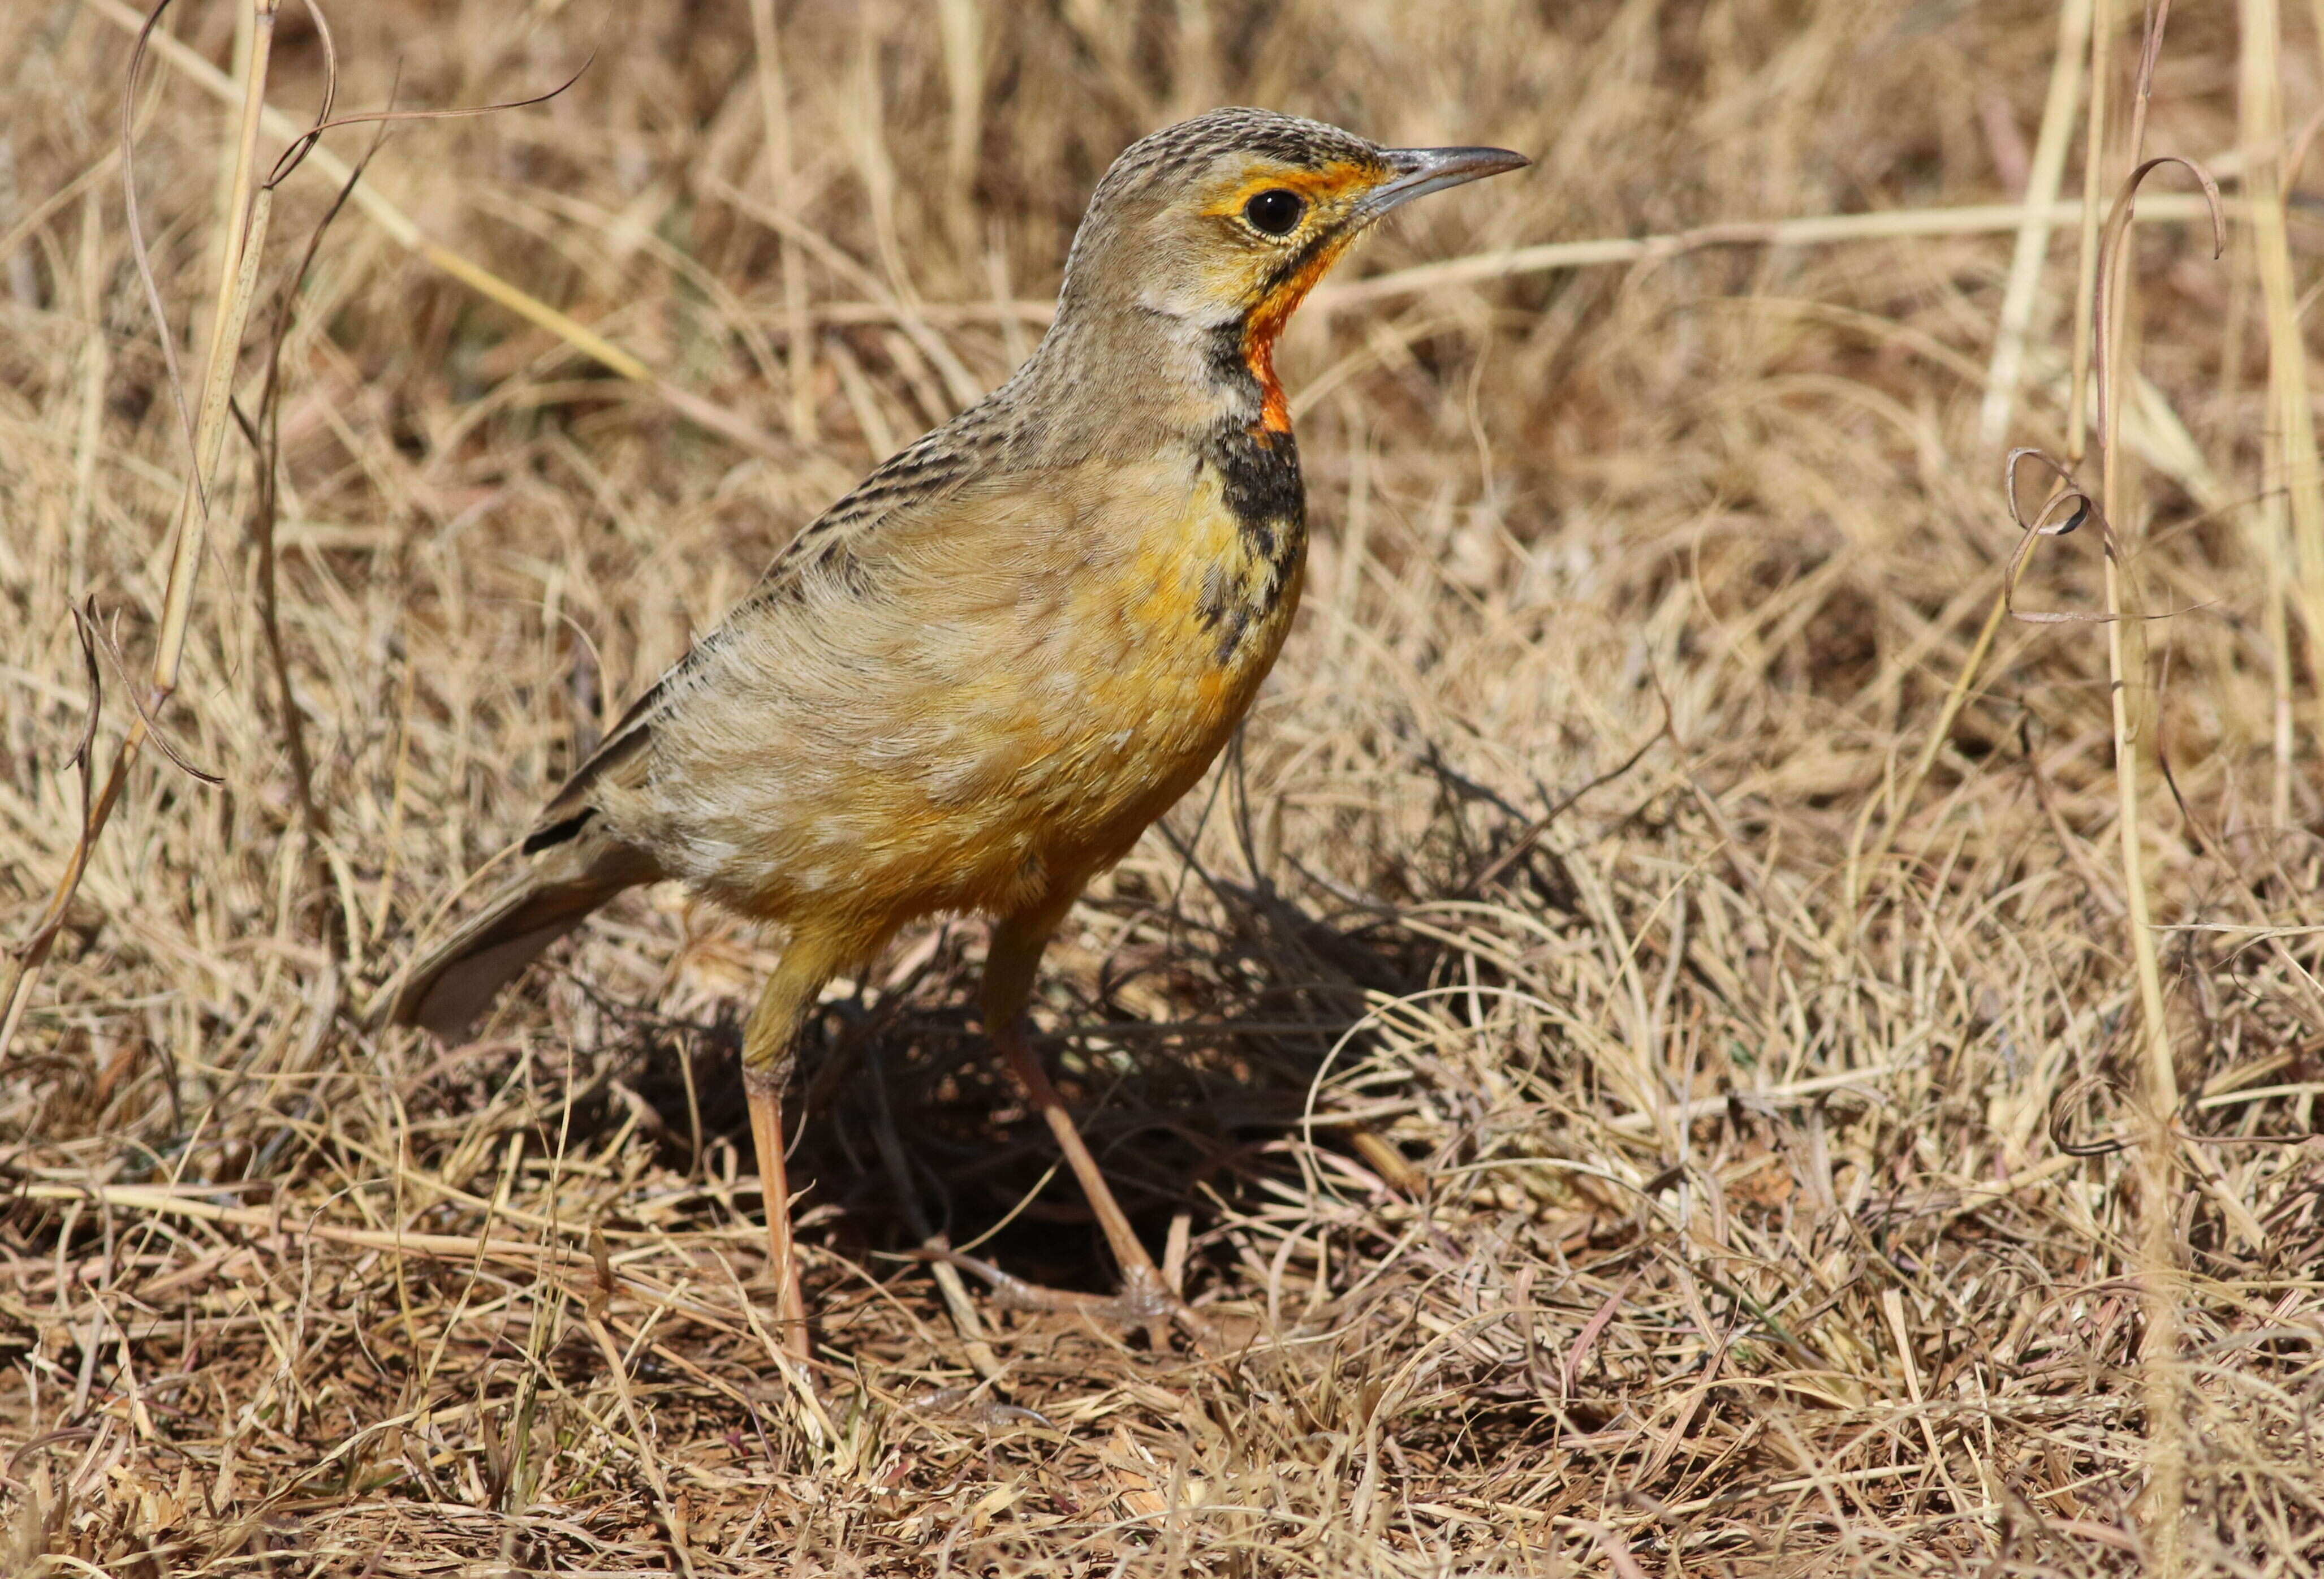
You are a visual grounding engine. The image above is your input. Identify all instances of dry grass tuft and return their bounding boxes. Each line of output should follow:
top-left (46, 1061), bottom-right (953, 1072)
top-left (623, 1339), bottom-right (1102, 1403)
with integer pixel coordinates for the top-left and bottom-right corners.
top-left (5, 1), bottom-right (2324, 1573)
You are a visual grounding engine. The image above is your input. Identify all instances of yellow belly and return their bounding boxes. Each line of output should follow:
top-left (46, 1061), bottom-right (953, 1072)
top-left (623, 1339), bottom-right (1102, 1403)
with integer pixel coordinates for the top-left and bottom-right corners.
top-left (870, 486), bottom-right (1304, 923)
top-left (636, 464), bottom-right (1304, 956)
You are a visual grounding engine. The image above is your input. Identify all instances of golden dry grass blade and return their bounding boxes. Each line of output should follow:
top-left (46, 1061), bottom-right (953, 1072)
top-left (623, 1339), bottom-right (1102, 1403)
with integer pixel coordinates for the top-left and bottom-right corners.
top-left (2243, 0), bottom-right (2324, 771)
top-left (2084, 7), bottom-right (2196, 1572)
top-left (1978, 0), bottom-right (2093, 452)
top-left (1316, 192), bottom-right (2230, 309)
top-left (1, 0), bottom-right (281, 1059)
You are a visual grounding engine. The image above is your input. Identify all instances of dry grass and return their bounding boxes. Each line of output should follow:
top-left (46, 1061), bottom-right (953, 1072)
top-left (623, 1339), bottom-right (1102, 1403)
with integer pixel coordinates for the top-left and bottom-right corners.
top-left (5, 1), bottom-right (2324, 1573)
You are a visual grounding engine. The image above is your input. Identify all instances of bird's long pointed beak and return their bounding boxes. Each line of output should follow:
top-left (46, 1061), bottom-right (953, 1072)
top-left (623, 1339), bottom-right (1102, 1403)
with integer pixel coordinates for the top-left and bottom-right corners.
top-left (1361, 145), bottom-right (1530, 217)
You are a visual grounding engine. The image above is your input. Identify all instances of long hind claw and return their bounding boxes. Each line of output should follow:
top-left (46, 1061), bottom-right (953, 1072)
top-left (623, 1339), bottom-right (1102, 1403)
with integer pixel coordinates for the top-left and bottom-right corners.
top-left (923, 1247), bottom-right (1196, 1338)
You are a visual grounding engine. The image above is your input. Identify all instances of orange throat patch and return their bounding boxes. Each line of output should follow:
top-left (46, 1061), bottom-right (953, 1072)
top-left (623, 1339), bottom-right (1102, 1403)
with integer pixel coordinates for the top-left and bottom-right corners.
top-left (1240, 237), bottom-right (1350, 436)
top-left (1243, 318), bottom-right (1293, 435)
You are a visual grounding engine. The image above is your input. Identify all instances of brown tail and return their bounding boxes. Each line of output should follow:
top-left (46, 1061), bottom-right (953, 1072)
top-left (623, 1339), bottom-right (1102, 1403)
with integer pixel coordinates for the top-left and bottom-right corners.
top-left (387, 823), bottom-right (661, 1039)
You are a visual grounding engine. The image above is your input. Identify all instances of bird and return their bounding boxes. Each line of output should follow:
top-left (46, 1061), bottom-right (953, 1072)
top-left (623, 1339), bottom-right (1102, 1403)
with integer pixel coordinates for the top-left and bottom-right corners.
top-left (387, 107), bottom-right (1527, 1358)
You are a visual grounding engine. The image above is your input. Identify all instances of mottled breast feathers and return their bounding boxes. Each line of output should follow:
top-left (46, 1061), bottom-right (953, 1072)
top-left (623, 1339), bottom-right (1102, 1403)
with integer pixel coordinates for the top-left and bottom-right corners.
top-left (528, 337), bottom-right (1306, 872)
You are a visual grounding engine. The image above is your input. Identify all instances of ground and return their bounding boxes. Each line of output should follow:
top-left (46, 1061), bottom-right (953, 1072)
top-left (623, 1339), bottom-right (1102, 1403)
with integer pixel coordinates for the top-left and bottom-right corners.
top-left (3, 1), bottom-right (2323, 1574)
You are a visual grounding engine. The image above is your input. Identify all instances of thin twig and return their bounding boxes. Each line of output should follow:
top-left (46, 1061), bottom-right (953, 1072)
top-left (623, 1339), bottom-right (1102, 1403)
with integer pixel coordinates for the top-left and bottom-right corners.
top-left (0, 0), bottom-right (281, 1059)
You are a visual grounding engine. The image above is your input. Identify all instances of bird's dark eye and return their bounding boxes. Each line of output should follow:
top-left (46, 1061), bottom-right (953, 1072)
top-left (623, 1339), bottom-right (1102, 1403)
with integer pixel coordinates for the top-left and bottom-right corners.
top-left (1242, 188), bottom-right (1305, 236)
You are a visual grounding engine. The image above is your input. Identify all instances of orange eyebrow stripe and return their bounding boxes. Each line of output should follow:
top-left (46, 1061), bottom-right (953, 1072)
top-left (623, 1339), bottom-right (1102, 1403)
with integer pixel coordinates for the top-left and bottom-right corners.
top-left (1204, 158), bottom-right (1378, 218)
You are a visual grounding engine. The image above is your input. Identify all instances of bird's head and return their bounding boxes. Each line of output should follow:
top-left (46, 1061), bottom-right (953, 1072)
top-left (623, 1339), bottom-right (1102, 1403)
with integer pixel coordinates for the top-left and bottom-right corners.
top-left (1053, 108), bottom-right (1528, 431)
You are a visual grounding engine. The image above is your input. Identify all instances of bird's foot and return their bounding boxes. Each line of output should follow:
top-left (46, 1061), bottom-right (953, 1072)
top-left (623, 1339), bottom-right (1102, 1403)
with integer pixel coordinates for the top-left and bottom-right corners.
top-left (928, 1249), bottom-right (1198, 1344)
